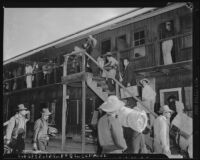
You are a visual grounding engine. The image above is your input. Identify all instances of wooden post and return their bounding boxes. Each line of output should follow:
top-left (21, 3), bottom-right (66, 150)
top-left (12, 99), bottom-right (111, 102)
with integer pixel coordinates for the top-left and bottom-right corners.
top-left (61, 55), bottom-right (68, 151)
top-left (116, 51), bottom-right (120, 97)
top-left (81, 52), bottom-right (86, 153)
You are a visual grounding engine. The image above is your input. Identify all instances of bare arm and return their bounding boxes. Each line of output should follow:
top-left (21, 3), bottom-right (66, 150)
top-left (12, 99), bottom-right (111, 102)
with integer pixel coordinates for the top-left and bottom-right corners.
top-left (5, 117), bottom-right (15, 140)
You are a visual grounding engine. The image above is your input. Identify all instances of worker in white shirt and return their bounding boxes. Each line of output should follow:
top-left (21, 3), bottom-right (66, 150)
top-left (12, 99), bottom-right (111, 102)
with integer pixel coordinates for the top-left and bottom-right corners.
top-left (139, 78), bottom-right (156, 129)
top-left (25, 63), bottom-right (33, 88)
top-left (4, 104), bottom-right (30, 153)
top-left (153, 105), bottom-right (173, 156)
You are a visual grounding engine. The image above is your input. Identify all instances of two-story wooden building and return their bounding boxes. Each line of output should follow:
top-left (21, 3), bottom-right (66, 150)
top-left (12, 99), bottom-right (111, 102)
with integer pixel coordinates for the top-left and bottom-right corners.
top-left (3, 2), bottom-right (192, 153)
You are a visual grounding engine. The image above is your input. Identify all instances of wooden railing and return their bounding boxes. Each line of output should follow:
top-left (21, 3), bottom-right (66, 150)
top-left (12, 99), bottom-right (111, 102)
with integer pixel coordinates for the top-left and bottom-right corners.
top-left (64, 50), bottom-right (158, 118)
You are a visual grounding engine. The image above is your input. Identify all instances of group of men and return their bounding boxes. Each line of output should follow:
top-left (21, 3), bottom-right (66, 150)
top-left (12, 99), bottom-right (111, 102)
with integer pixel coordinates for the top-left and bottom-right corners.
top-left (4, 104), bottom-right (54, 153)
top-left (96, 94), bottom-right (176, 157)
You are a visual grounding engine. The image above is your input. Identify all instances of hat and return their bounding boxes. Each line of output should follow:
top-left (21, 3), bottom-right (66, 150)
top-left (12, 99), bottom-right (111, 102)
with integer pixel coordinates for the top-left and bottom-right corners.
top-left (17, 104), bottom-right (27, 111)
top-left (41, 108), bottom-right (52, 116)
top-left (99, 95), bottom-right (125, 113)
top-left (139, 78), bottom-right (150, 86)
top-left (159, 105), bottom-right (174, 114)
top-left (105, 52), bottom-right (112, 57)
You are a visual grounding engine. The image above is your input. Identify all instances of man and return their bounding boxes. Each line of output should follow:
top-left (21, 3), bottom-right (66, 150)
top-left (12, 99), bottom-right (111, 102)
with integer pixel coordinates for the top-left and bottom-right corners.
top-left (97, 96), bottom-right (127, 153)
top-left (33, 108), bottom-right (51, 152)
top-left (120, 58), bottom-right (136, 87)
top-left (139, 78), bottom-right (156, 129)
top-left (25, 63), bottom-right (33, 88)
top-left (167, 95), bottom-right (184, 122)
top-left (161, 21), bottom-right (174, 65)
top-left (123, 105), bottom-right (147, 154)
top-left (104, 52), bottom-right (119, 92)
top-left (153, 105), bottom-right (173, 156)
top-left (5, 104), bottom-right (30, 153)
top-left (82, 35), bottom-right (97, 71)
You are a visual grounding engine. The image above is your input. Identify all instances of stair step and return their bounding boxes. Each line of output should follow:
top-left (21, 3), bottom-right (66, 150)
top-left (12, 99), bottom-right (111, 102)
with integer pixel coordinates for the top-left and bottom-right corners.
top-left (92, 76), bottom-right (105, 81)
top-left (108, 91), bottom-right (116, 95)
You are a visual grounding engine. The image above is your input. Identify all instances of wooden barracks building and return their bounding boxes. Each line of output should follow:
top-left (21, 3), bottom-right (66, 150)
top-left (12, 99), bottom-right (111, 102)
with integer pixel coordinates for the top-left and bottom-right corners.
top-left (3, 3), bottom-right (192, 153)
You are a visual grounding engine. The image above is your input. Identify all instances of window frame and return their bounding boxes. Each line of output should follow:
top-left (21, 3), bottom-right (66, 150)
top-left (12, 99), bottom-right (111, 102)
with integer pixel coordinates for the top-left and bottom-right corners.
top-left (100, 38), bottom-right (112, 55)
top-left (131, 27), bottom-right (147, 59)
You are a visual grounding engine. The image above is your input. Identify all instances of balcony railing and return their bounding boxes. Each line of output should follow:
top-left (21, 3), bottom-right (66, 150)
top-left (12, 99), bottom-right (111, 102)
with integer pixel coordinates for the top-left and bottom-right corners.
top-left (3, 63), bottom-right (64, 94)
top-left (3, 32), bottom-right (192, 94)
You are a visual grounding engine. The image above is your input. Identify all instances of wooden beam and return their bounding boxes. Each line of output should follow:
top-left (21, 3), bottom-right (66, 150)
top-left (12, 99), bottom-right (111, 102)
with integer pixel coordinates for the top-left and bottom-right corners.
top-left (62, 72), bottom-right (86, 83)
top-left (81, 54), bottom-right (86, 153)
top-left (61, 56), bottom-right (68, 151)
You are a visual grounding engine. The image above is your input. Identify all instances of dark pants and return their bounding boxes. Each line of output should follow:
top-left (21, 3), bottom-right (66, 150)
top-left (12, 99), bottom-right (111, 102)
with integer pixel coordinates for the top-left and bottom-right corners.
top-left (124, 127), bottom-right (147, 154)
top-left (37, 139), bottom-right (48, 151)
top-left (9, 134), bottom-right (25, 154)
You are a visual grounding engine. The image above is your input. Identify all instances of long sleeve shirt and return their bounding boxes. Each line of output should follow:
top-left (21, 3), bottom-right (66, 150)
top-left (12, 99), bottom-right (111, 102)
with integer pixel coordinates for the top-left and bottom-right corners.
top-left (25, 65), bottom-right (33, 75)
top-left (122, 63), bottom-right (136, 86)
top-left (5, 113), bottom-right (29, 140)
top-left (142, 84), bottom-right (156, 101)
top-left (153, 115), bottom-right (171, 154)
top-left (33, 118), bottom-right (49, 143)
top-left (98, 114), bottom-right (127, 153)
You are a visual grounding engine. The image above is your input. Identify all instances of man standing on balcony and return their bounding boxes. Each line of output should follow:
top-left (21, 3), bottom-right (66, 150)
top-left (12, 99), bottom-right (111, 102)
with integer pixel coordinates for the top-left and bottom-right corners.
top-left (161, 21), bottom-right (174, 65)
top-left (25, 63), bottom-right (33, 88)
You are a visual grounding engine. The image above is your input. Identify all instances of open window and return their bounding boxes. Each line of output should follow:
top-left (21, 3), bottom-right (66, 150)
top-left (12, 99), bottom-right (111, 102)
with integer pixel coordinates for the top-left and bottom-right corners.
top-left (131, 29), bottom-right (146, 58)
top-left (116, 34), bottom-right (128, 50)
top-left (180, 14), bottom-right (192, 49)
top-left (101, 39), bottom-right (111, 55)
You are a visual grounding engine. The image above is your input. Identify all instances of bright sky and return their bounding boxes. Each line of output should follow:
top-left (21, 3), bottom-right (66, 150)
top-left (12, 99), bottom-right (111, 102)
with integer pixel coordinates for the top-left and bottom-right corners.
top-left (4, 8), bottom-right (135, 61)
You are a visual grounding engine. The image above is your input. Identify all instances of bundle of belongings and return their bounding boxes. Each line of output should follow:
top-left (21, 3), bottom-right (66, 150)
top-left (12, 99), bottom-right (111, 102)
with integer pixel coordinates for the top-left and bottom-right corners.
top-left (171, 101), bottom-right (193, 158)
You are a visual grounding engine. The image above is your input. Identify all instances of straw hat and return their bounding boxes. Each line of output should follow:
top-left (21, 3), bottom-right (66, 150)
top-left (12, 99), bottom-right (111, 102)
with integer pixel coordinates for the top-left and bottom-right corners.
top-left (159, 105), bottom-right (174, 114)
top-left (17, 104), bottom-right (27, 111)
top-left (41, 108), bottom-right (52, 116)
top-left (105, 52), bottom-right (112, 56)
top-left (139, 78), bottom-right (150, 86)
top-left (99, 95), bottom-right (125, 113)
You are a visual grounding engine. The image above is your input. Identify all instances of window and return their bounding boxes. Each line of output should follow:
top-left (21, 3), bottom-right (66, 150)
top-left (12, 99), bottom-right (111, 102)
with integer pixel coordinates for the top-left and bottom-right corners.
top-left (180, 14), bottom-right (192, 32)
top-left (133, 46), bottom-right (146, 58)
top-left (116, 35), bottom-right (128, 50)
top-left (133, 30), bottom-right (145, 46)
top-left (181, 34), bottom-right (192, 49)
top-left (101, 39), bottom-right (111, 55)
top-left (131, 30), bottom-right (146, 58)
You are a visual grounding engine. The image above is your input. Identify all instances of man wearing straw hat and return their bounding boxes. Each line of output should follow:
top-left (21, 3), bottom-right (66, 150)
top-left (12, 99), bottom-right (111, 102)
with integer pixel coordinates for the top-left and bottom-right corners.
top-left (33, 108), bottom-right (52, 152)
top-left (153, 105), bottom-right (173, 156)
top-left (139, 78), bottom-right (156, 129)
top-left (4, 104), bottom-right (30, 153)
top-left (97, 96), bottom-right (127, 153)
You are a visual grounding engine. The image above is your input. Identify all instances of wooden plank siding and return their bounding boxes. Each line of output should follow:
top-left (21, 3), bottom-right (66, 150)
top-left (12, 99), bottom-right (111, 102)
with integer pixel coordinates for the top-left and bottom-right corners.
top-left (3, 6), bottom-right (193, 125)
top-left (155, 71), bottom-right (192, 104)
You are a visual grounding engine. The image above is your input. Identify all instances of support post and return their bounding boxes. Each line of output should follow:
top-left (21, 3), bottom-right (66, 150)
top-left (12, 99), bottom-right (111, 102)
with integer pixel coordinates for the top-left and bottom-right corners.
top-left (81, 52), bottom-right (86, 153)
top-left (61, 55), bottom-right (68, 151)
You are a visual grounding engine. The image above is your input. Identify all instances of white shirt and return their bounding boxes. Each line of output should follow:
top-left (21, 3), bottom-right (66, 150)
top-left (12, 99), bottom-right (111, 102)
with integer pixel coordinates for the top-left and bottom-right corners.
top-left (153, 115), bottom-right (170, 153)
top-left (108, 57), bottom-right (119, 66)
top-left (142, 84), bottom-right (156, 101)
top-left (25, 65), bottom-right (33, 74)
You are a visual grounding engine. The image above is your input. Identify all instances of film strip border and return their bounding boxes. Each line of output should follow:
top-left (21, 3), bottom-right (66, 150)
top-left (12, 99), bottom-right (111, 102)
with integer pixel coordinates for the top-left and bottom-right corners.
top-left (3, 154), bottom-right (167, 159)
